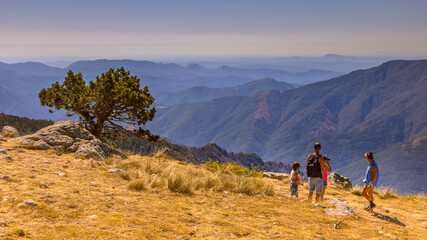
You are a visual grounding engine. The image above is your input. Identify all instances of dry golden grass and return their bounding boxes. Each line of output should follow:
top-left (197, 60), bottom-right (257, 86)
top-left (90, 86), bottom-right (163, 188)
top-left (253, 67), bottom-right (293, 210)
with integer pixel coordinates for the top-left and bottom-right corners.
top-left (0, 139), bottom-right (426, 239)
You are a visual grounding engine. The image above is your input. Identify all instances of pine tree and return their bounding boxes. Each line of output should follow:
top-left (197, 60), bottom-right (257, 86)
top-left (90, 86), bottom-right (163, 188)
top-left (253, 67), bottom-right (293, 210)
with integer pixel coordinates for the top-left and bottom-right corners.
top-left (39, 67), bottom-right (158, 141)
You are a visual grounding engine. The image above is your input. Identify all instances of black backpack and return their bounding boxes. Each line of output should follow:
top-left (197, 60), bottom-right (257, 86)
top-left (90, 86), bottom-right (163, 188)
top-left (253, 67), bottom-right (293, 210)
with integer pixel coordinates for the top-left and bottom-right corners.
top-left (306, 153), bottom-right (322, 178)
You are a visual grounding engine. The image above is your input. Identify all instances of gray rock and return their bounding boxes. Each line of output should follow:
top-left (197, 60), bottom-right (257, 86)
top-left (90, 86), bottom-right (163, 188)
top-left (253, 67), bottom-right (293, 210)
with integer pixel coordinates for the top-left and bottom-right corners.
top-left (1, 176), bottom-right (10, 180)
top-left (314, 203), bottom-right (327, 208)
top-left (54, 172), bottom-right (66, 177)
top-left (324, 198), bottom-right (356, 216)
top-left (0, 136), bottom-right (6, 141)
top-left (23, 199), bottom-right (38, 206)
top-left (328, 172), bottom-right (353, 190)
top-left (12, 121), bottom-right (127, 160)
top-left (1, 126), bottom-right (19, 137)
top-left (0, 148), bottom-right (6, 154)
top-left (5, 155), bottom-right (13, 161)
top-left (109, 168), bottom-right (121, 174)
top-left (32, 140), bottom-right (50, 150)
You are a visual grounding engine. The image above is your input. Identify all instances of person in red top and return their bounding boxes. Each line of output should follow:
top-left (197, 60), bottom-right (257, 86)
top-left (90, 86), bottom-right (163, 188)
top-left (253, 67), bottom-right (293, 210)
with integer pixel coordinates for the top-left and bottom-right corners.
top-left (320, 155), bottom-right (332, 201)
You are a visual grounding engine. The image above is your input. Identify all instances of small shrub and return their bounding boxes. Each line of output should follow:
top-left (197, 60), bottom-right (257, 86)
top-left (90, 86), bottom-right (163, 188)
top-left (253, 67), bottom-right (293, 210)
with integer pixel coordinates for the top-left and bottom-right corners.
top-left (104, 158), bottom-right (115, 165)
top-left (237, 179), bottom-right (255, 195)
top-left (153, 147), bottom-right (169, 159)
top-left (119, 161), bottom-right (142, 171)
top-left (204, 175), bottom-right (219, 190)
top-left (352, 189), bottom-right (362, 196)
top-left (145, 161), bottom-right (165, 175)
top-left (264, 184), bottom-right (275, 196)
top-left (15, 229), bottom-right (25, 236)
top-left (378, 188), bottom-right (398, 199)
top-left (129, 179), bottom-right (146, 191)
top-left (167, 173), bottom-right (193, 195)
top-left (205, 159), bottom-right (264, 177)
top-left (351, 186), bottom-right (363, 196)
top-left (119, 171), bottom-right (131, 181)
top-left (149, 176), bottom-right (165, 189)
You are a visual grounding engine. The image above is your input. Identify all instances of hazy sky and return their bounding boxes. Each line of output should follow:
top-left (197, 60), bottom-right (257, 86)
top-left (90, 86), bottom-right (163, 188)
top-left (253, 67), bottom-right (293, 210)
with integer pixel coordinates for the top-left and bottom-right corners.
top-left (1, 0), bottom-right (427, 61)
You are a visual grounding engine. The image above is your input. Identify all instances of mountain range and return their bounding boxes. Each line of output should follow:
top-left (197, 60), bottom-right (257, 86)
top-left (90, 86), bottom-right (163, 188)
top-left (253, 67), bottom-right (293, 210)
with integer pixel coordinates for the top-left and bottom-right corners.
top-left (154, 78), bottom-right (295, 105)
top-left (146, 60), bottom-right (427, 194)
top-left (0, 59), bottom-right (341, 119)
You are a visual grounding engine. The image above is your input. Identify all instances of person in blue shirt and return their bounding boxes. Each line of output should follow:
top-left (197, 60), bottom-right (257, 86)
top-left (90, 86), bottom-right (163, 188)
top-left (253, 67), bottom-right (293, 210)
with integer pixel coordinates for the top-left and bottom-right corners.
top-left (362, 152), bottom-right (379, 210)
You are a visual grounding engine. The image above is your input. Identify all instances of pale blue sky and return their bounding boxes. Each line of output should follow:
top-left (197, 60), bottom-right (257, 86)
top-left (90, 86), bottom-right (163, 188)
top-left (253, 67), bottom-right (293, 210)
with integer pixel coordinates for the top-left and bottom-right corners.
top-left (1, 0), bottom-right (426, 61)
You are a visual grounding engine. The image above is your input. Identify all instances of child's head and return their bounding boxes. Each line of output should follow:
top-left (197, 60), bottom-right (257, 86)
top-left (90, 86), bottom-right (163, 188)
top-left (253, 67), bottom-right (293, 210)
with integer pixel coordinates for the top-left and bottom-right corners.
top-left (292, 162), bottom-right (301, 171)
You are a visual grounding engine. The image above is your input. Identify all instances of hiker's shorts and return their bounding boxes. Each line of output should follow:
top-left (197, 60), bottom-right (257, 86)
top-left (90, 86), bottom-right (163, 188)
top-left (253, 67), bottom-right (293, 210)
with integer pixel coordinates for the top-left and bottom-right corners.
top-left (308, 177), bottom-right (323, 193)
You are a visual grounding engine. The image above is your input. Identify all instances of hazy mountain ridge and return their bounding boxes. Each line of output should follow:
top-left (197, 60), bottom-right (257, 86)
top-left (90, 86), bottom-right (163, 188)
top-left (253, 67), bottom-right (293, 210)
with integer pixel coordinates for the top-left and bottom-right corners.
top-left (154, 78), bottom-right (295, 105)
top-left (146, 60), bottom-right (427, 194)
top-left (0, 59), bottom-right (342, 119)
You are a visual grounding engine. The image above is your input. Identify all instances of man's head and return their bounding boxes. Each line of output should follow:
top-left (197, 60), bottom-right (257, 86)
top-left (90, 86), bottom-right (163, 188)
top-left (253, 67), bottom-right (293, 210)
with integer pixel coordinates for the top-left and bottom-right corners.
top-left (314, 142), bottom-right (321, 153)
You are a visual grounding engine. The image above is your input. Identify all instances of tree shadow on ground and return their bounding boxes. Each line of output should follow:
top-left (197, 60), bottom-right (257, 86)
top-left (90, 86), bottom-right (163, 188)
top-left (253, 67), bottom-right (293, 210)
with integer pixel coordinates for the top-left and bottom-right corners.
top-left (371, 211), bottom-right (406, 227)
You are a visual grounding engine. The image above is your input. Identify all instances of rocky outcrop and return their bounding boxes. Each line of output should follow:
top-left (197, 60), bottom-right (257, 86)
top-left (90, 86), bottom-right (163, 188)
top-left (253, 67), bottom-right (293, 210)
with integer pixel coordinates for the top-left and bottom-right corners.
top-left (1, 126), bottom-right (19, 137)
top-left (324, 198), bottom-right (356, 216)
top-left (12, 121), bottom-right (126, 160)
top-left (328, 172), bottom-right (353, 190)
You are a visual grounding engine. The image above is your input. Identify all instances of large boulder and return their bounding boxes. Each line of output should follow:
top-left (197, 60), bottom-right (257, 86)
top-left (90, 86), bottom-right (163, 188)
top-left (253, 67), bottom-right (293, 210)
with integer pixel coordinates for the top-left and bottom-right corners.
top-left (1, 126), bottom-right (19, 137)
top-left (12, 121), bottom-right (126, 160)
top-left (328, 172), bottom-right (353, 191)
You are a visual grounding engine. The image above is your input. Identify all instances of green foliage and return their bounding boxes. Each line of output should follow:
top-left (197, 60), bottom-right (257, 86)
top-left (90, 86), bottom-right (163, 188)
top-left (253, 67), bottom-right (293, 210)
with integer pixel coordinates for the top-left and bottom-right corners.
top-left (205, 159), bottom-right (265, 178)
top-left (0, 113), bottom-right (53, 135)
top-left (38, 67), bottom-right (158, 141)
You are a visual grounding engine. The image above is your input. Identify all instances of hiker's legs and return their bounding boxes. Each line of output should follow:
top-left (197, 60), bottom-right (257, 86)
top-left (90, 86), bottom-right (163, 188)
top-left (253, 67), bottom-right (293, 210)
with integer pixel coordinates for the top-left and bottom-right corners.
top-left (315, 193), bottom-right (322, 202)
top-left (321, 186), bottom-right (327, 201)
top-left (321, 180), bottom-right (327, 201)
top-left (368, 186), bottom-right (374, 202)
top-left (308, 191), bottom-right (314, 201)
top-left (308, 177), bottom-right (323, 203)
top-left (308, 177), bottom-right (316, 202)
top-left (362, 185), bottom-right (370, 202)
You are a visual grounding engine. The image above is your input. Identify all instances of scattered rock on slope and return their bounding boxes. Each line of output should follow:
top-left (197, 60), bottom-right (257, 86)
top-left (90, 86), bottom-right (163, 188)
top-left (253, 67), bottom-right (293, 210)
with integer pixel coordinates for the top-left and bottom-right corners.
top-left (1, 126), bottom-right (19, 137)
top-left (324, 198), bottom-right (356, 216)
top-left (12, 121), bottom-right (126, 160)
top-left (328, 172), bottom-right (353, 190)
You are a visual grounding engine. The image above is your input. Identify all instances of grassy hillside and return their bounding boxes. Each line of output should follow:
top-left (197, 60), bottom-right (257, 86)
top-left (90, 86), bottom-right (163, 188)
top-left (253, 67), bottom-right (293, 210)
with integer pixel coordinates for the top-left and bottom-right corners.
top-left (0, 139), bottom-right (425, 239)
top-left (146, 60), bottom-right (427, 194)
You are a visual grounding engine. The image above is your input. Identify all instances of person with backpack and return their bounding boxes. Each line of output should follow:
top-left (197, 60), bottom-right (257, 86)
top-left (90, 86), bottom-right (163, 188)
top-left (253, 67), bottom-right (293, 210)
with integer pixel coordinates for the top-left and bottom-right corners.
top-left (307, 142), bottom-right (326, 203)
top-left (362, 152), bottom-right (379, 211)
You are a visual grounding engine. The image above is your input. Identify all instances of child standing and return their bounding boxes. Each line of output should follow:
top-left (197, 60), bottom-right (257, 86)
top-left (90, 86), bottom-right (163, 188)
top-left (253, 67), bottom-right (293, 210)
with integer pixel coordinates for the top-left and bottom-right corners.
top-left (290, 162), bottom-right (304, 197)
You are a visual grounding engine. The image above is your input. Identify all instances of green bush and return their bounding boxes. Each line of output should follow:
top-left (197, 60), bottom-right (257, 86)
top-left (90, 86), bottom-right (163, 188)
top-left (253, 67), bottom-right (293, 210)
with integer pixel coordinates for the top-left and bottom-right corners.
top-left (205, 159), bottom-right (264, 178)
